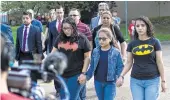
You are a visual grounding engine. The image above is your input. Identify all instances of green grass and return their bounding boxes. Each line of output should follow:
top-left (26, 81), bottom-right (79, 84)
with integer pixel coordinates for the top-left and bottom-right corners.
top-left (11, 24), bottom-right (170, 45)
top-left (11, 25), bottom-right (46, 44)
top-left (120, 24), bottom-right (170, 42)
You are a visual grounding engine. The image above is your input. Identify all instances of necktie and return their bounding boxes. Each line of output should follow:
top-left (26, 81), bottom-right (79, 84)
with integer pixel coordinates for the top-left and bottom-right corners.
top-left (58, 20), bottom-right (61, 33)
top-left (22, 26), bottom-right (28, 52)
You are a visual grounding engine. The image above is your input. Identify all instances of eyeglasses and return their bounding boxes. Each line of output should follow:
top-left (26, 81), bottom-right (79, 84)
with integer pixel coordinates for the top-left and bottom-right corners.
top-left (69, 14), bottom-right (79, 17)
top-left (98, 37), bottom-right (108, 41)
top-left (62, 27), bottom-right (72, 30)
top-left (98, 9), bottom-right (105, 12)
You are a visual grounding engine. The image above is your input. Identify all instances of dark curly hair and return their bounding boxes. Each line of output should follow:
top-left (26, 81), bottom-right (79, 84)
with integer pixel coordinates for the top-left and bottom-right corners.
top-left (134, 16), bottom-right (154, 40)
top-left (58, 17), bottom-right (79, 44)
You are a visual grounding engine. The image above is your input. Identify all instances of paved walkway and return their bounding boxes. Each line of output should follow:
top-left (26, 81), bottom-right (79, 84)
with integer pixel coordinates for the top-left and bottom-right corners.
top-left (39, 43), bottom-right (170, 100)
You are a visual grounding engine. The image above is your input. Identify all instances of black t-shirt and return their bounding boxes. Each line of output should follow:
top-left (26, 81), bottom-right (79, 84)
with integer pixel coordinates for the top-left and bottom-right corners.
top-left (127, 37), bottom-right (161, 80)
top-left (54, 34), bottom-right (91, 78)
top-left (92, 25), bottom-right (125, 49)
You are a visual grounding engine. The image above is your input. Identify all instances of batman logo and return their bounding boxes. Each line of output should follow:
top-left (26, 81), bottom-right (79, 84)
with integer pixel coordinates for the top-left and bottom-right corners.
top-left (58, 41), bottom-right (78, 52)
top-left (132, 44), bottom-right (154, 55)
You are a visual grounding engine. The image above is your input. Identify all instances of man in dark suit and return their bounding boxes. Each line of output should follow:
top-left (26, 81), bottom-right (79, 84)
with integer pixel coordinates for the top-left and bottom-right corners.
top-left (15, 11), bottom-right (43, 82)
top-left (47, 6), bottom-right (64, 97)
top-left (48, 6), bottom-right (64, 53)
top-left (15, 11), bottom-right (43, 65)
top-left (0, 23), bottom-right (14, 44)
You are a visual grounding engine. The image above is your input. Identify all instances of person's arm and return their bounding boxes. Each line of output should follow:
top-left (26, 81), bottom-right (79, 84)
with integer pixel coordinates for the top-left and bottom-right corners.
top-left (48, 27), bottom-right (53, 53)
top-left (116, 52), bottom-right (124, 77)
top-left (156, 47), bottom-right (166, 92)
top-left (114, 25), bottom-right (127, 60)
top-left (78, 50), bottom-right (94, 84)
top-left (38, 21), bottom-right (43, 34)
top-left (7, 26), bottom-right (14, 44)
top-left (85, 25), bottom-right (93, 48)
top-left (81, 36), bottom-right (91, 72)
top-left (78, 36), bottom-right (91, 84)
top-left (15, 29), bottom-right (20, 60)
top-left (51, 47), bottom-right (58, 53)
top-left (116, 52), bottom-right (133, 87)
top-left (90, 18), bottom-right (93, 30)
top-left (35, 27), bottom-right (43, 60)
top-left (120, 52), bottom-right (133, 77)
top-left (120, 42), bottom-right (127, 61)
top-left (51, 36), bottom-right (59, 53)
top-left (81, 51), bottom-right (91, 73)
top-left (92, 28), bottom-right (97, 49)
top-left (35, 27), bottom-right (43, 54)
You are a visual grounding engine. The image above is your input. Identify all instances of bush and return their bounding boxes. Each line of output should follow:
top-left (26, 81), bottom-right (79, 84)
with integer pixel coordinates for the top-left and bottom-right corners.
top-left (150, 16), bottom-right (170, 26)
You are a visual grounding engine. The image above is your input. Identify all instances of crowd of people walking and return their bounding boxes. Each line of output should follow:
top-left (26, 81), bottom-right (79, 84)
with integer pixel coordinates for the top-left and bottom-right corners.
top-left (0, 2), bottom-right (167, 100)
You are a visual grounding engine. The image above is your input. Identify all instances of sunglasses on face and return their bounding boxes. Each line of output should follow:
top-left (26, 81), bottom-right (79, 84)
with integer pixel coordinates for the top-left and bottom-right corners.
top-left (98, 37), bottom-right (108, 41)
top-left (99, 9), bottom-right (105, 12)
top-left (69, 14), bottom-right (79, 17)
top-left (62, 27), bottom-right (72, 30)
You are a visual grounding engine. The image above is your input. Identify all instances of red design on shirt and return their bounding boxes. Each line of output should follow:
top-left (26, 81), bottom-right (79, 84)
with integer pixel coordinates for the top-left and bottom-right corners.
top-left (58, 41), bottom-right (78, 52)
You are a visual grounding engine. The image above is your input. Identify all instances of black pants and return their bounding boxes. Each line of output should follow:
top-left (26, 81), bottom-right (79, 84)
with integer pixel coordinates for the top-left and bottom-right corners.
top-left (18, 51), bottom-right (37, 82)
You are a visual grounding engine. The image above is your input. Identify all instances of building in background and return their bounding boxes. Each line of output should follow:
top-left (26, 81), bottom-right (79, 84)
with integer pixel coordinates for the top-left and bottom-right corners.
top-left (115, 1), bottom-right (170, 22)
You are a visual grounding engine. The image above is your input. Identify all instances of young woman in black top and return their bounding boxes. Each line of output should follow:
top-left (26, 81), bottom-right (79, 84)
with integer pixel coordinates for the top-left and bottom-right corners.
top-left (116, 16), bottom-right (166, 100)
top-left (51, 17), bottom-right (91, 100)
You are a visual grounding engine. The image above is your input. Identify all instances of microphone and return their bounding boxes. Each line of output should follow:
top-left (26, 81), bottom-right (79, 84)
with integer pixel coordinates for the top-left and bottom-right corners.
top-left (42, 51), bottom-right (68, 75)
top-left (42, 51), bottom-right (70, 99)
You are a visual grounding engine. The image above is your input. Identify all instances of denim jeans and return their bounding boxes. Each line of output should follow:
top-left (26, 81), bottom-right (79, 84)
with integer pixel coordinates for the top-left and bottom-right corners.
top-left (130, 77), bottom-right (160, 100)
top-left (79, 84), bottom-right (86, 100)
top-left (94, 80), bottom-right (116, 100)
top-left (60, 74), bottom-right (84, 100)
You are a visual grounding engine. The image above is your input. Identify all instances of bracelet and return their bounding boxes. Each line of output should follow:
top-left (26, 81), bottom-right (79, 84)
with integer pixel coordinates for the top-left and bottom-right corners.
top-left (81, 72), bottom-right (86, 75)
top-left (161, 80), bottom-right (166, 83)
top-left (120, 75), bottom-right (124, 79)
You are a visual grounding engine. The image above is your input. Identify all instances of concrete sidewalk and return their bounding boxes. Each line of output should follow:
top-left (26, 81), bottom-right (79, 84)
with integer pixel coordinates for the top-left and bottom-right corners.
top-left (39, 43), bottom-right (170, 100)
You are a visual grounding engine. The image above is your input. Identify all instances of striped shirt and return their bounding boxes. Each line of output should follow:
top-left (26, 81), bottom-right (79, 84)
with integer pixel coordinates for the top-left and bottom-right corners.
top-left (77, 21), bottom-right (92, 41)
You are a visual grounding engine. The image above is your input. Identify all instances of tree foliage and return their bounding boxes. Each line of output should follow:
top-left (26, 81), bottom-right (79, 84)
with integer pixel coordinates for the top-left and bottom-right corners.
top-left (1, 1), bottom-right (117, 24)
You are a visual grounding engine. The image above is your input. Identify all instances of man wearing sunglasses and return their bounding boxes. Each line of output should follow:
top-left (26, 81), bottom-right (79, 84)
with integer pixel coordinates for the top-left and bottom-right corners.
top-left (68, 8), bottom-right (92, 100)
top-left (69, 8), bottom-right (92, 47)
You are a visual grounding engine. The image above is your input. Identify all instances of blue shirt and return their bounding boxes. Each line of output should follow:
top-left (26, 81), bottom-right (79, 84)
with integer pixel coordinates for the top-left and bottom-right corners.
top-left (1, 23), bottom-right (14, 44)
top-left (95, 48), bottom-right (110, 82)
top-left (31, 19), bottom-right (43, 32)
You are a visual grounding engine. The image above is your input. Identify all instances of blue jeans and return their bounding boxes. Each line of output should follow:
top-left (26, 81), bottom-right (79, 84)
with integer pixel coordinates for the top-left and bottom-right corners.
top-left (79, 85), bottom-right (86, 100)
top-left (60, 74), bottom-right (84, 100)
top-left (94, 80), bottom-right (116, 100)
top-left (130, 77), bottom-right (160, 100)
